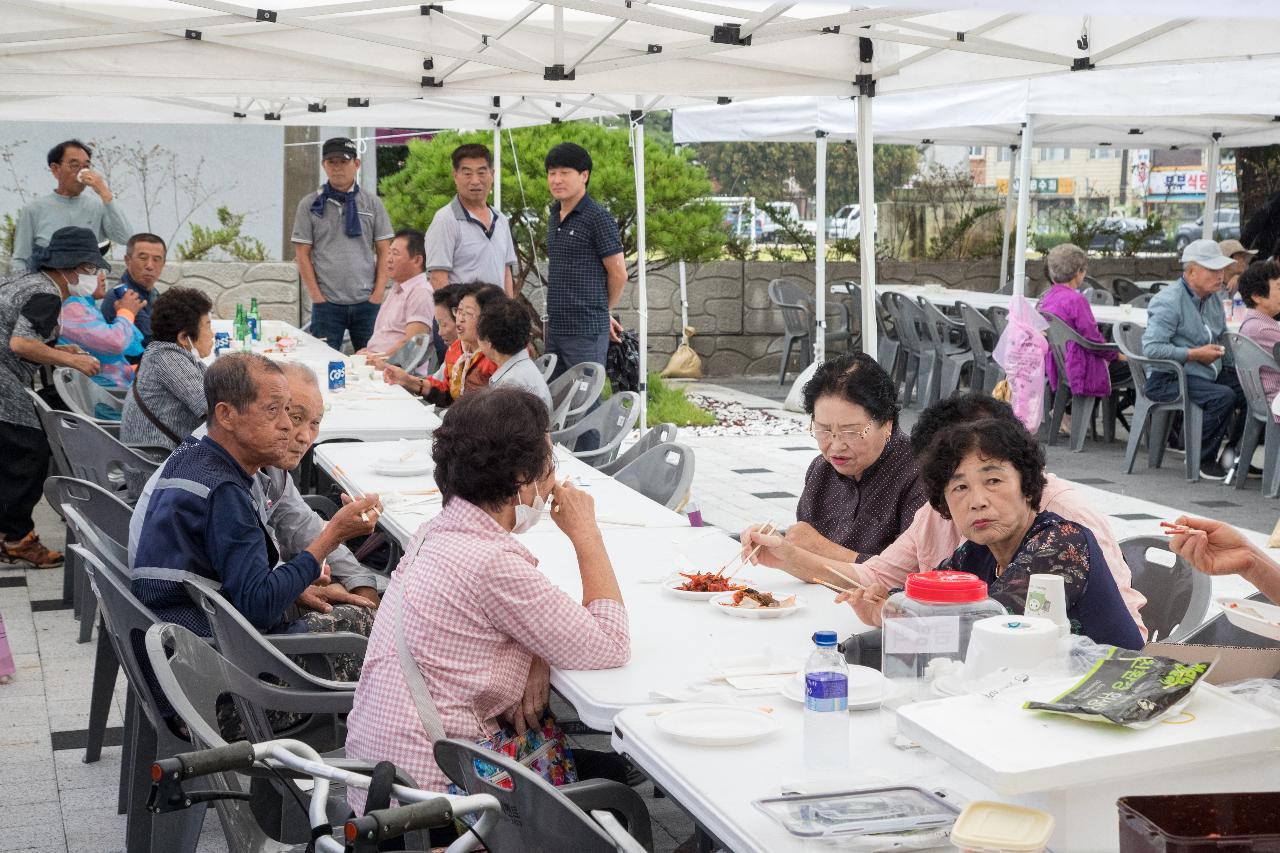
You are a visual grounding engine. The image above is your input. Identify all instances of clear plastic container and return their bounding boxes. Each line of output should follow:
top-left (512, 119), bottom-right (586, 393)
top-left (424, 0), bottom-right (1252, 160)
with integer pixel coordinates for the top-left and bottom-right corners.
top-left (881, 571), bottom-right (1005, 723)
top-left (1118, 793), bottom-right (1280, 852)
top-left (754, 785), bottom-right (959, 839)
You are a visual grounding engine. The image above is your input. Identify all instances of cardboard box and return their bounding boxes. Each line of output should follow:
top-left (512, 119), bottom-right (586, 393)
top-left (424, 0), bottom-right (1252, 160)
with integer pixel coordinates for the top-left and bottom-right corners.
top-left (1143, 641), bottom-right (1280, 684)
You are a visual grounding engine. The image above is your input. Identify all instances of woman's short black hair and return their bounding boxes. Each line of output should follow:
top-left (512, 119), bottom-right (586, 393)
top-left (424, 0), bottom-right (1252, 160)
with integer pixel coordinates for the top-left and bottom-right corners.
top-left (433, 283), bottom-right (470, 313)
top-left (801, 352), bottom-right (899, 426)
top-left (921, 418), bottom-right (1047, 520)
top-left (909, 393), bottom-right (1020, 457)
top-left (478, 296), bottom-right (531, 356)
top-left (462, 283), bottom-right (506, 313)
top-left (1237, 260), bottom-right (1280, 308)
top-left (151, 287), bottom-right (212, 344)
top-left (432, 386), bottom-right (552, 511)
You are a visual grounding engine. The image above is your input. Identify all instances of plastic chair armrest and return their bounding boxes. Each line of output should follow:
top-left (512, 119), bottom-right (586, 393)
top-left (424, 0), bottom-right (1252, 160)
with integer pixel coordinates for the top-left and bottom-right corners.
top-left (267, 631), bottom-right (368, 656)
top-left (560, 779), bottom-right (653, 850)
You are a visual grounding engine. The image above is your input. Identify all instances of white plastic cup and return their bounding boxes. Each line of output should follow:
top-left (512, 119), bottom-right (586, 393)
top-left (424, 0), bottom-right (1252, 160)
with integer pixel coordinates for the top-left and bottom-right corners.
top-left (1025, 574), bottom-right (1070, 636)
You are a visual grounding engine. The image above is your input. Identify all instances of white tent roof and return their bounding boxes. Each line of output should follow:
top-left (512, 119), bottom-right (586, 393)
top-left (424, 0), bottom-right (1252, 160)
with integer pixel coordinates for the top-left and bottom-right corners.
top-left (6, 1), bottom-right (1280, 119)
top-left (674, 59), bottom-right (1280, 150)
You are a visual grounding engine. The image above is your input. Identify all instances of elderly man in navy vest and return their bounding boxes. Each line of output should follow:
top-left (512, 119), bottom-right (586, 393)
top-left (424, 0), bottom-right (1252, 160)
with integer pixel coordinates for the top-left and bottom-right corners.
top-left (132, 353), bottom-right (382, 637)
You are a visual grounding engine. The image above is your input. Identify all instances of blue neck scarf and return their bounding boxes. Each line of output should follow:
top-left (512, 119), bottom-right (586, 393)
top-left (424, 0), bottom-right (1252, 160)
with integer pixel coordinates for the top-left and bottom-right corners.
top-left (310, 182), bottom-right (362, 238)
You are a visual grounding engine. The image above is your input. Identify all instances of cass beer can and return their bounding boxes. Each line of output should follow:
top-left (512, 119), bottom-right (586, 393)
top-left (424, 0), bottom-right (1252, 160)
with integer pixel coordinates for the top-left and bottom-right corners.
top-left (327, 360), bottom-right (346, 391)
top-left (213, 331), bottom-right (231, 355)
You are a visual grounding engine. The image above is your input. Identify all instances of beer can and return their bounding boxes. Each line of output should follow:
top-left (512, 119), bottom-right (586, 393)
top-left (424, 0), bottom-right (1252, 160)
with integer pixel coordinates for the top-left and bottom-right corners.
top-left (214, 331), bottom-right (231, 354)
top-left (112, 284), bottom-right (129, 299)
top-left (327, 360), bottom-right (346, 391)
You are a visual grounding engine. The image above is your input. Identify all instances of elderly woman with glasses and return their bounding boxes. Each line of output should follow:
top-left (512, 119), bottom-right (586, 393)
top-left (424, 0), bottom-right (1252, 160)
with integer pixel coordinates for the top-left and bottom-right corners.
top-left (382, 282), bottom-right (501, 406)
top-left (742, 352), bottom-right (926, 568)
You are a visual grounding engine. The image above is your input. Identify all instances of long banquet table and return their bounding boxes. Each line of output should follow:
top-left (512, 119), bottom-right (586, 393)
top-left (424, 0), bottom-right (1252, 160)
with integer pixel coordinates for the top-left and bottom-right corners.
top-left (315, 437), bottom-right (1274, 853)
top-left (210, 319), bottom-right (439, 441)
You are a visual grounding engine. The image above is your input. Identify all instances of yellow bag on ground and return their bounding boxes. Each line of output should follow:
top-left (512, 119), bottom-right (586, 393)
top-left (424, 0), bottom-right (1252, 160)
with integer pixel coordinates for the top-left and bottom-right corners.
top-left (662, 326), bottom-right (703, 380)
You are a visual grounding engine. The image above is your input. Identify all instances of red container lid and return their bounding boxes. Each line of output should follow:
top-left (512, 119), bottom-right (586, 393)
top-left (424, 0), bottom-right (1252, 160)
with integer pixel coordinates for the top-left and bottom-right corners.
top-left (904, 571), bottom-right (989, 604)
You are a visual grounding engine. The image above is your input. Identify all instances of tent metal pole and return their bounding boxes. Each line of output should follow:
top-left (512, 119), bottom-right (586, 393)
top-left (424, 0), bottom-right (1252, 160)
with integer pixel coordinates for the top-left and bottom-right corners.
top-left (492, 119), bottom-right (502, 212)
top-left (1012, 117), bottom-right (1035, 299)
top-left (632, 106), bottom-right (648, 431)
top-left (815, 131), bottom-right (828, 363)
top-left (1202, 133), bottom-right (1220, 241)
top-left (999, 144), bottom-right (1017, 292)
top-left (357, 126), bottom-right (376, 191)
top-left (857, 81), bottom-right (878, 359)
top-left (678, 259), bottom-right (689, 332)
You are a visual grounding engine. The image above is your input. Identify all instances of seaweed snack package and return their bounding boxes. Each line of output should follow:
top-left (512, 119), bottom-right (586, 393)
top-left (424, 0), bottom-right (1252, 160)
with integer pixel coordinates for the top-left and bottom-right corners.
top-left (1023, 646), bottom-right (1213, 728)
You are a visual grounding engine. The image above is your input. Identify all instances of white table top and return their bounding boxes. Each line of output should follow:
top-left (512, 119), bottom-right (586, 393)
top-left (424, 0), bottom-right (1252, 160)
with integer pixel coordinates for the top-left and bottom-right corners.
top-left (209, 320), bottom-right (439, 441)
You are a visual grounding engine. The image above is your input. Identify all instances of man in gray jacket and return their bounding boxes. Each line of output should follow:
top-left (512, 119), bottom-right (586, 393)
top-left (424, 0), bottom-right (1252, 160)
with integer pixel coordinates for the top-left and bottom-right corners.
top-left (130, 361), bottom-right (384, 607)
top-left (1142, 239), bottom-right (1245, 480)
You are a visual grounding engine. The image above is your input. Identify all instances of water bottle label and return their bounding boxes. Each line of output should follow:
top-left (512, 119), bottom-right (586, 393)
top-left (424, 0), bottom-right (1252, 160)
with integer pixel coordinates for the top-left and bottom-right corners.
top-left (805, 672), bottom-right (848, 712)
top-left (884, 615), bottom-right (961, 654)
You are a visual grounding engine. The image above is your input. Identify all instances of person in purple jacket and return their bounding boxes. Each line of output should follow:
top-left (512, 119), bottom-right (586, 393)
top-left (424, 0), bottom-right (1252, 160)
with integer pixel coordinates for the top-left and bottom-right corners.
top-left (1038, 243), bottom-right (1127, 401)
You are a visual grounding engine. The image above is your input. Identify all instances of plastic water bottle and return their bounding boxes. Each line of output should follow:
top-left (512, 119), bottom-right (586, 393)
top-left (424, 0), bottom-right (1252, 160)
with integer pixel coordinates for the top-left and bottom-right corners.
top-left (804, 630), bottom-right (849, 772)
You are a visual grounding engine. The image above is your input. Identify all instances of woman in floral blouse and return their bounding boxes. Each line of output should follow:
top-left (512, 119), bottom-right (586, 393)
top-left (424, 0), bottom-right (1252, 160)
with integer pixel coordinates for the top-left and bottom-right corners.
top-left (841, 417), bottom-right (1143, 649)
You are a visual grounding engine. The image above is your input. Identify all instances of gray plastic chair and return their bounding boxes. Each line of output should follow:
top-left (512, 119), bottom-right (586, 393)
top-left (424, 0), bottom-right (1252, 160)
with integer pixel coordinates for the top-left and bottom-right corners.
top-left (1112, 277), bottom-right (1144, 303)
top-left (45, 408), bottom-right (167, 501)
top-left (433, 738), bottom-right (652, 853)
top-left (766, 279), bottom-right (854, 384)
top-left (1082, 287), bottom-right (1115, 306)
top-left (1041, 313), bottom-right (1123, 452)
top-left (916, 298), bottom-right (973, 406)
top-left (1114, 321), bottom-right (1206, 482)
top-left (987, 305), bottom-right (1010, 338)
top-left (868, 288), bottom-right (904, 381)
top-left (25, 388), bottom-right (73, 476)
top-left (144, 623), bottom-right (428, 853)
top-left (1126, 292), bottom-right (1154, 309)
top-left (957, 301), bottom-right (1002, 395)
top-left (883, 292), bottom-right (931, 408)
top-left (77, 545), bottom-right (207, 853)
top-left (548, 362), bottom-right (607, 431)
top-left (385, 332), bottom-right (433, 371)
top-left (535, 351), bottom-right (558, 381)
top-left (54, 366), bottom-right (124, 421)
top-left (552, 391), bottom-right (641, 468)
top-left (612, 442), bottom-right (695, 510)
top-left (1226, 332), bottom-right (1280, 496)
top-left (598, 423), bottom-right (678, 476)
top-left (1120, 536), bottom-right (1212, 642)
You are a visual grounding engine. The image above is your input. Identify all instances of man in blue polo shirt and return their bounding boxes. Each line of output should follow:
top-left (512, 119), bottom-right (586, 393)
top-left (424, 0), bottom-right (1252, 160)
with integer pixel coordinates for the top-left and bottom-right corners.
top-left (543, 142), bottom-right (627, 381)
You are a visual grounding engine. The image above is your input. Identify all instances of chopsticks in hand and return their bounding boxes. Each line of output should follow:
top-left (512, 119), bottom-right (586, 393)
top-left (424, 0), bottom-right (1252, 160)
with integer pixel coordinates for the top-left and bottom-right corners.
top-left (816, 564), bottom-right (886, 603)
top-left (332, 464), bottom-right (371, 524)
top-left (717, 521), bottom-right (777, 579)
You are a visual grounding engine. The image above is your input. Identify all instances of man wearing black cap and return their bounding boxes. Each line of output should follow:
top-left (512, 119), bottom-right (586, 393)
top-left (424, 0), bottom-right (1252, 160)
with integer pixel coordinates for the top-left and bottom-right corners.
top-left (0, 227), bottom-right (107, 568)
top-left (291, 137), bottom-right (394, 351)
top-left (543, 142), bottom-right (627, 385)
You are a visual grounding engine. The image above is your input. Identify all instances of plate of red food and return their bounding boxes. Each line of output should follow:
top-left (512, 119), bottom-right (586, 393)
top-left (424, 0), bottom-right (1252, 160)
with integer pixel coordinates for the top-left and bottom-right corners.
top-left (710, 588), bottom-right (804, 619)
top-left (664, 571), bottom-right (756, 600)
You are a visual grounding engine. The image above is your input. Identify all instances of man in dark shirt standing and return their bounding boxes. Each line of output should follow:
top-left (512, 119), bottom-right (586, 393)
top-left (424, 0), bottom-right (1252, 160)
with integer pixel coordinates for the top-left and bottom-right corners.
top-left (543, 143), bottom-right (627, 381)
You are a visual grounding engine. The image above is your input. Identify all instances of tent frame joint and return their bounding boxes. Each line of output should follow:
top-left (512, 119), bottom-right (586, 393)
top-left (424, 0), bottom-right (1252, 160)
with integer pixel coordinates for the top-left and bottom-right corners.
top-left (347, 98), bottom-right (370, 108)
top-left (185, 29), bottom-right (201, 40)
top-left (544, 64), bottom-right (576, 81)
top-left (1071, 57), bottom-right (1095, 71)
top-left (419, 4), bottom-right (442, 15)
top-left (255, 8), bottom-right (277, 23)
top-left (855, 74), bottom-right (876, 98)
top-left (711, 23), bottom-right (751, 46)
top-left (421, 76), bottom-right (443, 88)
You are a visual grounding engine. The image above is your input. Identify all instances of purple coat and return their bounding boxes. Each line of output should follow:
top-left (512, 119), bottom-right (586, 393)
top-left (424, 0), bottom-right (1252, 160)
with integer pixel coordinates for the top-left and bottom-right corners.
top-left (1039, 283), bottom-right (1117, 397)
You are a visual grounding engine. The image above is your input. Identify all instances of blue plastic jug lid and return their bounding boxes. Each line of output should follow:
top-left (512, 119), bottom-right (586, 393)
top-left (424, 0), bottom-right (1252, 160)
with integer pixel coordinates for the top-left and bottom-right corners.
top-left (813, 630), bottom-right (838, 646)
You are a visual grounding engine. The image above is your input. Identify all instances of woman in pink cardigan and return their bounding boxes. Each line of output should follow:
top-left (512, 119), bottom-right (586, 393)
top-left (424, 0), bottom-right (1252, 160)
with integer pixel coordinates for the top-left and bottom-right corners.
top-left (1037, 242), bottom-right (1127, 399)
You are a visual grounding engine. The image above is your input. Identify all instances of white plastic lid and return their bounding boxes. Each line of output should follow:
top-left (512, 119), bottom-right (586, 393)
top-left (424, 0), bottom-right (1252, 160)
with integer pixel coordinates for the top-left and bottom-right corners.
top-left (950, 801), bottom-right (1055, 852)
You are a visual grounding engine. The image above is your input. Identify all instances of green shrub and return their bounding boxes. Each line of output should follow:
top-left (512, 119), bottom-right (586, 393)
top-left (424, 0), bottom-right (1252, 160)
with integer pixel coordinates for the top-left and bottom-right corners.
top-left (646, 373), bottom-right (715, 428)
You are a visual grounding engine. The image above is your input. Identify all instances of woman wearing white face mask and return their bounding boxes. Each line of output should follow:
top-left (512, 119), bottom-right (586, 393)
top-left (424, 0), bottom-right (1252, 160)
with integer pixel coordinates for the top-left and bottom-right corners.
top-left (121, 287), bottom-right (214, 450)
top-left (56, 262), bottom-right (146, 393)
top-left (345, 386), bottom-right (630, 815)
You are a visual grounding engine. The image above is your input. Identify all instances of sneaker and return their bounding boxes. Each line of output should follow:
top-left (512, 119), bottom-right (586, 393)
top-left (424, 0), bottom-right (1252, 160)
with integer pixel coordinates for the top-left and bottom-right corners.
top-left (1200, 460), bottom-right (1230, 481)
top-left (0, 532), bottom-right (63, 568)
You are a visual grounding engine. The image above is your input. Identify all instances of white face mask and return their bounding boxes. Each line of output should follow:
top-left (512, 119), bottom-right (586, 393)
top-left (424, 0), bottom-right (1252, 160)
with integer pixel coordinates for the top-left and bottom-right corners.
top-left (511, 483), bottom-right (547, 534)
top-left (67, 271), bottom-right (98, 297)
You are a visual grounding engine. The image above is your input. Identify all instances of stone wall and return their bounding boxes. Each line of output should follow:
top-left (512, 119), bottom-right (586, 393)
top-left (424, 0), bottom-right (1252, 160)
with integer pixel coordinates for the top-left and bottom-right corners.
top-left (109, 260), bottom-right (304, 325)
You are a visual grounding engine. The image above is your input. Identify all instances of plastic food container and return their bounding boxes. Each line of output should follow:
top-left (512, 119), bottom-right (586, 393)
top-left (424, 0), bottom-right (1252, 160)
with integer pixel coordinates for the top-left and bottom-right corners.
top-left (881, 571), bottom-right (1005, 719)
top-left (1118, 793), bottom-right (1280, 852)
top-left (951, 801), bottom-right (1055, 852)
top-left (754, 785), bottom-right (959, 840)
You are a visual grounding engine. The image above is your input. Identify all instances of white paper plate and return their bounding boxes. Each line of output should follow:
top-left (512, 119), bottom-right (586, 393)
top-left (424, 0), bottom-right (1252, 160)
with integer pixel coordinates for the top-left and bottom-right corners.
top-left (779, 670), bottom-right (886, 711)
top-left (1217, 597), bottom-right (1280, 642)
top-left (653, 705), bottom-right (781, 746)
top-left (663, 574), bottom-right (756, 600)
top-left (709, 591), bottom-right (804, 619)
top-left (371, 457), bottom-right (434, 477)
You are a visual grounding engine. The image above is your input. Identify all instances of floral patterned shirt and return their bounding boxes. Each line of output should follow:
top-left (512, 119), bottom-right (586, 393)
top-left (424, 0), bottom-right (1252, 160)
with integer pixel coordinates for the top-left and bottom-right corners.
top-left (939, 510), bottom-right (1144, 649)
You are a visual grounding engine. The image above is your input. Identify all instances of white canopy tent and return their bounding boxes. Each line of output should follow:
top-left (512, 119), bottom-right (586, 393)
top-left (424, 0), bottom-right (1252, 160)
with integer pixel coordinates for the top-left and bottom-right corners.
top-left (8, 1), bottom-right (1280, 425)
top-left (675, 57), bottom-right (1280, 367)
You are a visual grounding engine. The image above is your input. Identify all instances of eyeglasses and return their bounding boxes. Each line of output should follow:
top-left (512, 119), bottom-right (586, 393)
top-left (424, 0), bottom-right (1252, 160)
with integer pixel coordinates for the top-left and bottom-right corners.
top-left (453, 307), bottom-right (479, 319)
top-left (810, 422), bottom-right (874, 443)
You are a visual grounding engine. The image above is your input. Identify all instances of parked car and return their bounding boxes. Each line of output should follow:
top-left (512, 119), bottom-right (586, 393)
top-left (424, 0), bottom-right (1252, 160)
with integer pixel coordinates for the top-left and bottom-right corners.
top-left (827, 203), bottom-right (878, 239)
top-left (1087, 216), bottom-right (1167, 253)
top-left (1174, 208), bottom-right (1240, 251)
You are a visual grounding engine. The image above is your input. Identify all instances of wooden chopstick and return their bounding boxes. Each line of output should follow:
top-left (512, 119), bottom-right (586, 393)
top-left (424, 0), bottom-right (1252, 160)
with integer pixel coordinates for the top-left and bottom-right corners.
top-left (717, 521), bottom-right (776, 577)
top-left (820, 564), bottom-right (886, 603)
top-left (815, 578), bottom-right (848, 595)
top-left (331, 464), bottom-right (370, 523)
top-left (726, 522), bottom-right (775, 581)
